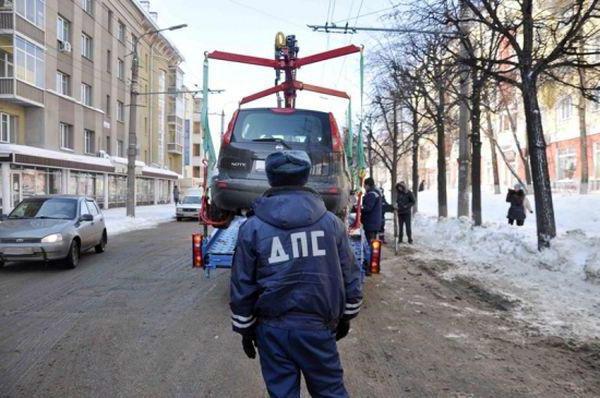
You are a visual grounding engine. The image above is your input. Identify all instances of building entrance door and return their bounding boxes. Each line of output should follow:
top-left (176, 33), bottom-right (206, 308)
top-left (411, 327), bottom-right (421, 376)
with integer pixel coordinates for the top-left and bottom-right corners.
top-left (11, 172), bottom-right (21, 209)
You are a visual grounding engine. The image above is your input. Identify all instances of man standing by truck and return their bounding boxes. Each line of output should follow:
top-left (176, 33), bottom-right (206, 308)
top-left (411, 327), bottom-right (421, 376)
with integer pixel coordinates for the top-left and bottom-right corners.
top-left (230, 150), bottom-right (363, 398)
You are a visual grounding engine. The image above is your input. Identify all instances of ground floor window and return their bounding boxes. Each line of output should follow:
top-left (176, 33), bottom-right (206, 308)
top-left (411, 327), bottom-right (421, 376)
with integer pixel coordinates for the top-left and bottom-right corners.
top-left (156, 179), bottom-right (170, 204)
top-left (69, 171), bottom-right (103, 203)
top-left (557, 147), bottom-right (577, 181)
top-left (135, 177), bottom-right (154, 204)
top-left (108, 174), bottom-right (127, 206)
top-left (11, 166), bottom-right (61, 199)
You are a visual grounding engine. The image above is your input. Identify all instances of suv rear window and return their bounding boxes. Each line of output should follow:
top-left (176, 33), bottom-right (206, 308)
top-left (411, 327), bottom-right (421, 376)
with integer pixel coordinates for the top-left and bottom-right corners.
top-left (232, 109), bottom-right (331, 148)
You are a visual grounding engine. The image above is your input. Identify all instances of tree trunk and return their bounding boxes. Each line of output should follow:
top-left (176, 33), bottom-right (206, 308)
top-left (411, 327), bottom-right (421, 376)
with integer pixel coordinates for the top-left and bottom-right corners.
top-left (521, 76), bottom-right (556, 249)
top-left (437, 86), bottom-right (448, 218)
top-left (485, 108), bottom-right (501, 194)
top-left (578, 67), bottom-right (589, 194)
top-left (412, 126), bottom-right (419, 214)
top-left (471, 78), bottom-right (483, 226)
top-left (505, 105), bottom-right (533, 187)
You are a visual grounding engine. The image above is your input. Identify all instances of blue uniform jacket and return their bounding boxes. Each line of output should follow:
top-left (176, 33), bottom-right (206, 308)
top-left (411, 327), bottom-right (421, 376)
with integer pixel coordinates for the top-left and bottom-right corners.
top-left (230, 188), bottom-right (363, 335)
top-left (361, 188), bottom-right (383, 232)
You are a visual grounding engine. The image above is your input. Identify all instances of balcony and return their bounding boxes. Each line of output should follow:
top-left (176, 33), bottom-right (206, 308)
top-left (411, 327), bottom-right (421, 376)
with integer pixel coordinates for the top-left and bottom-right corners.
top-left (0, 10), bottom-right (44, 44)
top-left (167, 131), bottom-right (183, 155)
top-left (0, 77), bottom-right (44, 106)
top-left (167, 142), bottom-right (183, 155)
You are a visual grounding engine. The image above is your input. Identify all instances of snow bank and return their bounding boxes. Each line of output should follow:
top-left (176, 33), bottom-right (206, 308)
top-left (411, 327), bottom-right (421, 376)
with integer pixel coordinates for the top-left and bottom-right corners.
top-left (103, 204), bottom-right (175, 237)
top-left (408, 189), bottom-right (600, 340)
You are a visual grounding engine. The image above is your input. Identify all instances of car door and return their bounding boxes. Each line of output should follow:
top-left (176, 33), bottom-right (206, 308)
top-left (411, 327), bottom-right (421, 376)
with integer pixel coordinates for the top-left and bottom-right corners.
top-left (86, 200), bottom-right (103, 244)
top-left (78, 200), bottom-right (94, 249)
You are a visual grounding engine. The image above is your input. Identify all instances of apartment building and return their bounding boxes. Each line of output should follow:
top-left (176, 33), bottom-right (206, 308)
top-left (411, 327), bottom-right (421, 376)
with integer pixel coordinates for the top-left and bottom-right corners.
top-left (180, 95), bottom-right (203, 189)
top-left (0, 0), bottom-right (185, 213)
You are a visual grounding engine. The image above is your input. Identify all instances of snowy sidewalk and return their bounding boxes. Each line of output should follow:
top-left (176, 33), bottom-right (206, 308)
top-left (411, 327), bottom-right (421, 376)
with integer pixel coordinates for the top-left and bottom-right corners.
top-left (103, 204), bottom-right (176, 237)
top-left (395, 189), bottom-right (600, 341)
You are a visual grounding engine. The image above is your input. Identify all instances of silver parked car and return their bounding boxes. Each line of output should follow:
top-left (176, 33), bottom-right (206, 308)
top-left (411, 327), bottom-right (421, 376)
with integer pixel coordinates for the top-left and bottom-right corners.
top-left (176, 191), bottom-right (202, 221)
top-left (0, 195), bottom-right (107, 268)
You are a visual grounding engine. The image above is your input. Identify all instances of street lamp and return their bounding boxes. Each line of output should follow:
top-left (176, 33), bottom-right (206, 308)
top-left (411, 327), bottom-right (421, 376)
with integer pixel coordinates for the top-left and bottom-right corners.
top-left (126, 23), bottom-right (187, 217)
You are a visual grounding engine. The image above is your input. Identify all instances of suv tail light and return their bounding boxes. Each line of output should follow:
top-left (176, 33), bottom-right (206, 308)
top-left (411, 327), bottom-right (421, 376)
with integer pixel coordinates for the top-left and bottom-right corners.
top-left (328, 113), bottom-right (343, 153)
top-left (222, 110), bottom-right (239, 146)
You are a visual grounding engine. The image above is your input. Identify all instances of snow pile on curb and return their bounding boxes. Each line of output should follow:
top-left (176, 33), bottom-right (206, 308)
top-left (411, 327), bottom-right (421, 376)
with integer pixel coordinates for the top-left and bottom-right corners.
top-left (407, 190), bottom-right (600, 340)
top-left (103, 204), bottom-right (175, 237)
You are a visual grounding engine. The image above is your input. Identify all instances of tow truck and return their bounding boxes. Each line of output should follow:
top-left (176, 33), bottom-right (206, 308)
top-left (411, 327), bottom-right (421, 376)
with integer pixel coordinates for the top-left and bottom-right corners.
top-left (191, 33), bottom-right (381, 278)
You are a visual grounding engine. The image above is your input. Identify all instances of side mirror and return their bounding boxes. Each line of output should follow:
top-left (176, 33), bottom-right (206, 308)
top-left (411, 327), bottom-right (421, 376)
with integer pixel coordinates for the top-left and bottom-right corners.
top-left (79, 214), bottom-right (93, 222)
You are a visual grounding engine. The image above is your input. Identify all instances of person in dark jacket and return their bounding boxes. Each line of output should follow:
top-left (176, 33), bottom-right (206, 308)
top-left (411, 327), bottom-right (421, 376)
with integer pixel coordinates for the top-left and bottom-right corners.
top-left (506, 183), bottom-right (533, 226)
top-left (230, 150), bottom-right (363, 398)
top-left (173, 185), bottom-right (180, 205)
top-left (395, 182), bottom-right (416, 244)
top-left (361, 177), bottom-right (383, 243)
top-left (379, 189), bottom-right (393, 243)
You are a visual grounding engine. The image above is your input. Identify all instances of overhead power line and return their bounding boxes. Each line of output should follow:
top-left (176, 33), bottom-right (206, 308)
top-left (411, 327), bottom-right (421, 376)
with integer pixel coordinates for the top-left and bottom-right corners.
top-left (307, 24), bottom-right (454, 36)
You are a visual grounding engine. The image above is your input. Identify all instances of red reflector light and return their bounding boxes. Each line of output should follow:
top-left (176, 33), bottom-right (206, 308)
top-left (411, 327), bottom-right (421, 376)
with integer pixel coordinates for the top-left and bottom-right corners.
top-left (327, 186), bottom-right (339, 194)
top-left (216, 181), bottom-right (228, 189)
top-left (370, 239), bottom-right (382, 274)
top-left (192, 233), bottom-right (204, 268)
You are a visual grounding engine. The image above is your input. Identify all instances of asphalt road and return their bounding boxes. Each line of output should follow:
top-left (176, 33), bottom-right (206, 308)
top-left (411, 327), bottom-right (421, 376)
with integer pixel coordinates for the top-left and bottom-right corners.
top-left (1, 221), bottom-right (598, 397)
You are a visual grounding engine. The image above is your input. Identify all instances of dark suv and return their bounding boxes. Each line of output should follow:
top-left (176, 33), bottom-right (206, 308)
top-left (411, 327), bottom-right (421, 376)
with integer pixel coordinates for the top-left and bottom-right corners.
top-left (211, 108), bottom-right (351, 216)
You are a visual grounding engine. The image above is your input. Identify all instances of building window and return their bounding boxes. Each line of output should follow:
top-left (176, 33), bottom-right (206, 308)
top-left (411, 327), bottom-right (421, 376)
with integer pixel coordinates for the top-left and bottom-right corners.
top-left (15, 36), bottom-right (44, 88)
top-left (117, 139), bottom-right (124, 157)
top-left (0, 113), bottom-right (15, 143)
top-left (15, 0), bottom-right (45, 28)
top-left (106, 49), bottom-right (111, 73)
top-left (81, 32), bottom-right (93, 59)
top-left (117, 20), bottom-right (125, 42)
top-left (106, 136), bottom-right (111, 154)
top-left (84, 129), bottom-right (95, 154)
top-left (57, 15), bottom-right (70, 45)
top-left (193, 166), bottom-right (200, 178)
top-left (117, 58), bottom-right (124, 79)
top-left (60, 122), bottom-right (73, 149)
top-left (117, 100), bottom-right (124, 121)
top-left (56, 70), bottom-right (70, 95)
top-left (193, 143), bottom-right (200, 156)
top-left (557, 147), bottom-right (577, 181)
top-left (131, 34), bottom-right (136, 52)
top-left (0, 48), bottom-right (14, 78)
top-left (107, 9), bottom-right (113, 33)
top-left (594, 143), bottom-right (600, 179)
top-left (558, 96), bottom-right (573, 121)
top-left (105, 94), bottom-right (110, 116)
top-left (81, 82), bottom-right (92, 106)
top-left (81, 0), bottom-right (93, 15)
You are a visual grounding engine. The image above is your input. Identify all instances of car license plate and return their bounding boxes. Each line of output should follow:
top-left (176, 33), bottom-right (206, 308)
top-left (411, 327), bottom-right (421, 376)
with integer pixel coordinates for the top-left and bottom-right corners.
top-left (3, 247), bottom-right (32, 255)
top-left (254, 160), bottom-right (265, 171)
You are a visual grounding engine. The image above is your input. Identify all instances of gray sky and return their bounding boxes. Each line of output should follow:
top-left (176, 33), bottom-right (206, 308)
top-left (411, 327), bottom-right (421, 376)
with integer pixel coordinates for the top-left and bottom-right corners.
top-left (152, 0), bottom-right (397, 149)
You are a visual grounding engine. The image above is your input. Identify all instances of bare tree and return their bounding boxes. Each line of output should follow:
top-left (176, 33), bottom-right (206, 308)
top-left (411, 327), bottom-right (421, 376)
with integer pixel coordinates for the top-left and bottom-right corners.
top-left (456, 0), bottom-right (600, 248)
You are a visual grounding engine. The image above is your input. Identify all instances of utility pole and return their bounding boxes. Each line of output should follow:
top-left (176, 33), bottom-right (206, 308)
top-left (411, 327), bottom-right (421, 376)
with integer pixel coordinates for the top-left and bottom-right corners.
top-left (456, 0), bottom-right (470, 218)
top-left (220, 109), bottom-right (225, 135)
top-left (126, 24), bottom-right (187, 217)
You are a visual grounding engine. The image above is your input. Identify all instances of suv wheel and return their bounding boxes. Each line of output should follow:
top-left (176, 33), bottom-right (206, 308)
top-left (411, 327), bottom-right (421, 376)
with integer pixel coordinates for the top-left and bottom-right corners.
top-left (95, 231), bottom-right (107, 253)
top-left (65, 240), bottom-right (80, 269)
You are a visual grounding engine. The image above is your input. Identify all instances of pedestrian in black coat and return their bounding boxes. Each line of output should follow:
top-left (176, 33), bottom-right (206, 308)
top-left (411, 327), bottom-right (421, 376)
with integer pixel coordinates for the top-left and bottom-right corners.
top-left (361, 177), bottom-right (383, 243)
top-left (506, 184), bottom-right (533, 226)
top-left (395, 182), bottom-right (416, 244)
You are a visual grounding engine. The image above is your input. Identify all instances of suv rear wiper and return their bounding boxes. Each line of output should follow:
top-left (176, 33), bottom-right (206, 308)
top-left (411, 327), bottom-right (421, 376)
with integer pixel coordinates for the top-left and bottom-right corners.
top-left (251, 138), bottom-right (291, 149)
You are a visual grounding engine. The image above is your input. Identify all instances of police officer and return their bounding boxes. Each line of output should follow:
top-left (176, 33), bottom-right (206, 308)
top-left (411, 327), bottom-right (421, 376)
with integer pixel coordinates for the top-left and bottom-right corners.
top-left (230, 150), bottom-right (363, 398)
top-left (361, 177), bottom-right (383, 243)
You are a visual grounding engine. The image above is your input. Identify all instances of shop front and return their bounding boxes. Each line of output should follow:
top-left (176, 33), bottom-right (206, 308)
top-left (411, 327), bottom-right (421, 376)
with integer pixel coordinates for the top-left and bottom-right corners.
top-left (0, 144), bottom-right (179, 214)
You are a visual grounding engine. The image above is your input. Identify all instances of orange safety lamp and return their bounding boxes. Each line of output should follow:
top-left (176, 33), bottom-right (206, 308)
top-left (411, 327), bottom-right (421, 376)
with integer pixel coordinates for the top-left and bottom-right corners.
top-left (370, 239), bottom-right (382, 274)
top-left (192, 233), bottom-right (204, 268)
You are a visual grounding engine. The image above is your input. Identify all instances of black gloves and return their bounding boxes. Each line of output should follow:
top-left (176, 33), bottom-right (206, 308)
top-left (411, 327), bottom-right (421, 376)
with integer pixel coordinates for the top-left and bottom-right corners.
top-left (242, 334), bottom-right (257, 359)
top-left (336, 319), bottom-right (351, 341)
